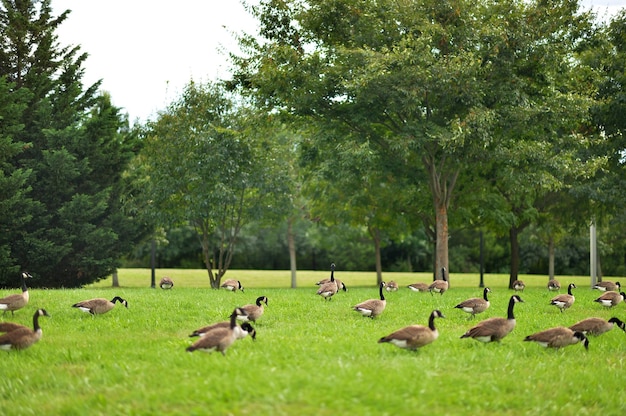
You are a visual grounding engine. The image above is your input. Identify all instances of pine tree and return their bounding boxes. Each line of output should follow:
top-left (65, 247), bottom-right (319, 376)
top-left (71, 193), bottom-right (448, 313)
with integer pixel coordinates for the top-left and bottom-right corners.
top-left (0, 0), bottom-right (144, 287)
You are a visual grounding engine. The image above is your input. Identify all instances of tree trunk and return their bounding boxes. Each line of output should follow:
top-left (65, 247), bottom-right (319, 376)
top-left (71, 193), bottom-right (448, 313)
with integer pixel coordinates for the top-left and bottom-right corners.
top-left (509, 227), bottom-right (520, 289)
top-left (548, 235), bottom-right (555, 279)
top-left (112, 270), bottom-right (119, 288)
top-left (422, 154), bottom-right (457, 285)
top-left (288, 217), bottom-right (297, 288)
top-left (435, 201), bottom-right (449, 284)
top-left (198, 224), bottom-right (219, 289)
top-left (370, 226), bottom-right (383, 285)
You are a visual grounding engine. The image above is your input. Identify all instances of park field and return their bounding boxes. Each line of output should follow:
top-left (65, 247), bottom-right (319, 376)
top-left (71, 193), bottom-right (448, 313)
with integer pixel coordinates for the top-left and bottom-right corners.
top-left (1, 268), bottom-right (625, 415)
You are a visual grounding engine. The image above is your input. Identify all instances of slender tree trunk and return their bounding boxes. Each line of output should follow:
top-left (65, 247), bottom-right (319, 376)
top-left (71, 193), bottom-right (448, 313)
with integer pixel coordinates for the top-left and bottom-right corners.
top-left (369, 226), bottom-right (383, 285)
top-left (435, 201), bottom-right (449, 283)
top-left (112, 270), bottom-right (119, 288)
top-left (288, 217), bottom-right (297, 288)
top-left (197, 221), bottom-right (218, 289)
top-left (509, 227), bottom-right (520, 289)
top-left (423, 154), bottom-right (457, 285)
top-left (548, 235), bottom-right (555, 279)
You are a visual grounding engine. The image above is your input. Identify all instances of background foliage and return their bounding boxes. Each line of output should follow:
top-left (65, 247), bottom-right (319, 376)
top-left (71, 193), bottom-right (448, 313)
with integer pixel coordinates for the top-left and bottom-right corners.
top-left (1, 1), bottom-right (625, 288)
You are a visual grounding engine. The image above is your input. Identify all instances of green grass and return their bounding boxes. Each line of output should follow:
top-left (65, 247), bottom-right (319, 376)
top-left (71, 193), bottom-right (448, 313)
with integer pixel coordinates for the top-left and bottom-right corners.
top-left (1, 269), bottom-right (625, 415)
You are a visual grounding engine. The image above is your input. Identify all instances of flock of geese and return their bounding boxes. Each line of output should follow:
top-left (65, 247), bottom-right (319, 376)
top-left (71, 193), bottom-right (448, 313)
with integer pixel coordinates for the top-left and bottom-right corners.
top-left (1, 267), bottom-right (625, 355)
top-left (314, 265), bottom-right (625, 353)
top-left (0, 272), bottom-right (131, 351)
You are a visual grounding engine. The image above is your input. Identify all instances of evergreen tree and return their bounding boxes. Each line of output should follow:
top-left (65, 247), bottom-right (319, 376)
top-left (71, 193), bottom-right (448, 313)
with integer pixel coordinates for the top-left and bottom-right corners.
top-left (0, 0), bottom-right (144, 287)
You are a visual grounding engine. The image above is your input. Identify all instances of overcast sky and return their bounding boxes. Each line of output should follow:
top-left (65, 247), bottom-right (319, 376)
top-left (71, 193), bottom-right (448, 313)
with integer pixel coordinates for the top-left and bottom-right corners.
top-left (52, 0), bottom-right (625, 124)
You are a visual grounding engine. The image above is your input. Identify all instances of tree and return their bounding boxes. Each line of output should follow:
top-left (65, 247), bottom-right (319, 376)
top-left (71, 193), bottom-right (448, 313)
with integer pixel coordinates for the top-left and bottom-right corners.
top-left (1, 1), bottom-right (144, 287)
top-left (0, 76), bottom-right (32, 281)
top-left (141, 81), bottom-right (290, 288)
top-left (231, 0), bottom-right (608, 286)
top-left (232, 0), bottom-right (502, 283)
top-left (299, 130), bottom-right (417, 283)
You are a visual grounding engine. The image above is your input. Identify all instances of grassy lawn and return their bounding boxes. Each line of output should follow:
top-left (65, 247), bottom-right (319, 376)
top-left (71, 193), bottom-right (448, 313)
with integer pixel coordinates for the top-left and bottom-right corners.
top-left (1, 269), bottom-right (625, 415)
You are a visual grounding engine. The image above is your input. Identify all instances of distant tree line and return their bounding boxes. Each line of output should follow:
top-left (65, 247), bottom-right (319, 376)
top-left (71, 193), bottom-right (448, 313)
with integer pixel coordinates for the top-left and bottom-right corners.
top-left (1, 0), bottom-right (625, 288)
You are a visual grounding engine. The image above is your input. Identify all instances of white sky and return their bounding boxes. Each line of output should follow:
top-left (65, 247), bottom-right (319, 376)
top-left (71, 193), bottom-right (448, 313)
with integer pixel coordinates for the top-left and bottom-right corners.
top-left (52, 0), bottom-right (625, 124)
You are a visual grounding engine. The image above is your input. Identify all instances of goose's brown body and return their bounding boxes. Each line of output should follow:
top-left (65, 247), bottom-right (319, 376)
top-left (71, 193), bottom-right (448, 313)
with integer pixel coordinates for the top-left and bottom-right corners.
top-left (569, 317), bottom-right (626, 336)
top-left (455, 287), bottom-right (491, 318)
top-left (186, 308), bottom-right (245, 354)
top-left (594, 291), bottom-right (626, 308)
top-left (407, 282), bottom-right (429, 292)
top-left (460, 295), bottom-right (524, 343)
top-left (72, 296), bottom-right (128, 315)
top-left (221, 279), bottom-right (244, 292)
top-left (236, 296), bottom-right (268, 322)
top-left (547, 279), bottom-right (561, 291)
top-left (379, 310), bottom-right (445, 351)
top-left (550, 283), bottom-right (576, 312)
top-left (353, 281), bottom-right (387, 318)
top-left (512, 280), bottom-right (525, 292)
top-left (592, 281), bottom-right (620, 292)
top-left (428, 267), bottom-right (449, 295)
top-left (317, 264), bottom-right (338, 301)
top-left (159, 277), bottom-right (174, 289)
top-left (524, 327), bottom-right (589, 350)
top-left (0, 272), bottom-right (30, 316)
top-left (0, 309), bottom-right (50, 350)
top-left (189, 321), bottom-right (256, 340)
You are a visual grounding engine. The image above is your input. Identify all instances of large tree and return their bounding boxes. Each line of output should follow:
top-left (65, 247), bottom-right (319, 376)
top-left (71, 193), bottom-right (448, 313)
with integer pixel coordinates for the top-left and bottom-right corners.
top-left (141, 81), bottom-right (290, 288)
top-left (231, 0), bottom-right (603, 283)
top-left (0, 0), bottom-right (143, 287)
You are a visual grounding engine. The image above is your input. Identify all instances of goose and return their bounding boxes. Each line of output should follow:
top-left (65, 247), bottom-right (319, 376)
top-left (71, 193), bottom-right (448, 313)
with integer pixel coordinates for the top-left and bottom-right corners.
top-left (592, 281), bottom-right (620, 292)
top-left (547, 279), bottom-right (561, 291)
top-left (593, 291), bottom-right (626, 308)
top-left (512, 280), bottom-right (525, 292)
top-left (460, 295), bottom-right (524, 343)
top-left (72, 296), bottom-right (128, 315)
top-left (428, 267), bottom-right (449, 296)
top-left (315, 278), bottom-right (347, 292)
top-left (189, 321), bottom-right (256, 340)
top-left (353, 281), bottom-right (387, 318)
top-left (221, 279), bottom-right (244, 293)
top-left (385, 281), bottom-right (399, 292)
top-left (316, 264), bottom-right (338, 301)
top-left (186, 307), bottom-right (245, 354)
top-left (0, 272), bottom-right (31, 316)
top-left (236, 296), bottom-right (268, 322)
top-left (378, 310), bottom-right (445, 351)
top-left (550, 283), bottom-right (576, 312)
top-left (455, 287), bottom-right (491, 319)
top-left (568, 317), bottom-right (626, 336)
top-left (159, 277), bottom-right (174, 289)
top-left (0, 308), bottom-right (50, 350)
top-left (0, 321), bottom-right (28, 333)
top-left (407, 282), bottom-right (430, 292)
top-left (524, 327), bottom-right (589, 350)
